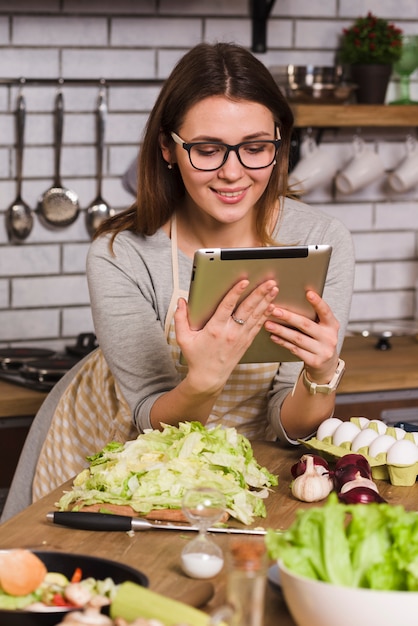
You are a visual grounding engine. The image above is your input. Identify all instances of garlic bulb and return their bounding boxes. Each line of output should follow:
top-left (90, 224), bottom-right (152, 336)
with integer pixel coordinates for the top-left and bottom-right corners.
top-left (291, 455), bottom-right (333, 502)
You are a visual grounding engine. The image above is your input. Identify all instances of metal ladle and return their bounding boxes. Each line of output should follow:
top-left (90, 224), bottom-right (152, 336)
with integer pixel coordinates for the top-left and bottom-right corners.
top-left (37, 87), bottom-right (80, 228)
top-left (5, 91), bottom-right (34, 243)
top-left (85, 86), bottom-right (114, 238)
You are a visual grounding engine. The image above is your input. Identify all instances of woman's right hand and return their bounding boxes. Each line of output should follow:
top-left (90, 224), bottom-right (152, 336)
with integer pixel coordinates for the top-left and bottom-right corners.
top-left (174, 278), bottom-right (278, 394)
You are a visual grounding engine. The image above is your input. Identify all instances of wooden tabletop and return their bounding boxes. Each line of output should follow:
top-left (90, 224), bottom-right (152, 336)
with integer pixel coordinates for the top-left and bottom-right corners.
top-left (339, 335), bottom-right (418, 394)
top-left (0, 441), bottom-right (415, 625)
top-left (0, 379), bottom-right (47, 419)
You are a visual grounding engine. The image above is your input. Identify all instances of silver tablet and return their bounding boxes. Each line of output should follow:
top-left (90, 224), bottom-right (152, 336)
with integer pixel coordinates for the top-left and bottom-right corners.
top-left (185, 244), bottom-right (332, 363)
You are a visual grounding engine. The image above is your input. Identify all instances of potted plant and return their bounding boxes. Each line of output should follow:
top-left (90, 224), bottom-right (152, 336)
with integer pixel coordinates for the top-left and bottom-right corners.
top-left (338, 12), bottom-right (403, 104)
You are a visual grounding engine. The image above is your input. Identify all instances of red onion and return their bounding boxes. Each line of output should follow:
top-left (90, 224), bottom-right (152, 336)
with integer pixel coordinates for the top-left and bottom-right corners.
top-left (291, 454), bottom-right (330, 478)
top-left (338, 486), bottom-right (386, 504)
top-left (334, 453), bottom-right (372, 476)
top-left (339, 472), bottom-right (379, 494)
top-left (333, 463), bottom-right (372, 492)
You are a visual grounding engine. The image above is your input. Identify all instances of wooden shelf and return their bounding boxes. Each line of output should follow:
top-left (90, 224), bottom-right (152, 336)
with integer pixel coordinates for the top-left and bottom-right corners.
top-left (291, 104), bottom-right (418, 128)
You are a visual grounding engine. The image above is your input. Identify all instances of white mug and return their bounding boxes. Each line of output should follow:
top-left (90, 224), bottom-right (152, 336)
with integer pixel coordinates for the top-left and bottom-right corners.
top-left (289, 136), bottom-right (337, 194)
top-left (335, 137), bottom-right (385, 194)
top-left (388, 136), bottom-right (418, 193)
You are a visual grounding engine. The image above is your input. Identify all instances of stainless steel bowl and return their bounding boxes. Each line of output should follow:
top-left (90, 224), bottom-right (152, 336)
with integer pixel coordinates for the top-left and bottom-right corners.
top-left (270, 65), bottom-right (356, 104)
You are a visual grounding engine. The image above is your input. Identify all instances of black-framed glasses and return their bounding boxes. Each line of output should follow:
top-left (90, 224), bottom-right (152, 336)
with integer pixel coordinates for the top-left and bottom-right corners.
top-left (170, 132), bottom-right (281, 171)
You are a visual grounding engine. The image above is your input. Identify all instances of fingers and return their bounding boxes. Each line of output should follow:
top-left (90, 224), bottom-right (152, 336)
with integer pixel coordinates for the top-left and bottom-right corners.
top-left (218, 279), bottom-right (279, 327)
top-left (265, 290), bottom-right (340, 369)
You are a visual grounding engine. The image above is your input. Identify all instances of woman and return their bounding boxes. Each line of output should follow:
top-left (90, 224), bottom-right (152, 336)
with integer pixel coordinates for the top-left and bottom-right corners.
top-left (87, 42), bottom-right (355, 444)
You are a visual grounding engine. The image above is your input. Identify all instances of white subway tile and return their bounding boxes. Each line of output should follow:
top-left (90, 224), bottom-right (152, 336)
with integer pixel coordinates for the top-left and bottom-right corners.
top-left (295, 19), bottom-right (346, 50)
top-left (0, 17), bottom-right (8, 44)
top-left (108, 85), bottom-right (161, 111)
top-left (0, 280), bottom-right (8, 307)
top-left (272, 0), bottom-right (337, 17)
top-left (13, 275), bottom-right (89, 307)
top-left (375, 202), bottom-right (418, 230)
top-left (62, 49), bottom-right (157, 79)
top-left (319, 203), bottom-right (374, 232)
top-left (159, 0), bottom-right (245, 15)
top-left (63, 243), bottom-right (90, 273)
top-left (0, 309), bottom-right (60, 341)
top-left (62, 306), bottom-right (94, 335)
top-left (0, 245), bottom-right (60, 276)
top-left (0, 49), bottom-right (59, 78)
top-left (352, 232), bottom-right (416, 262)
top-left (205, 18), bottom-right (251, 46)
top-left (111, 18), bottom-right (202, 47)
top-left (375, 261), bottom-right (418, 290)
top-left (13, 16), bottom-right (108, 46)
top-left (349, 290), bottom-right (414, 322)
top-left (353, 264), bottom-right (373, 291)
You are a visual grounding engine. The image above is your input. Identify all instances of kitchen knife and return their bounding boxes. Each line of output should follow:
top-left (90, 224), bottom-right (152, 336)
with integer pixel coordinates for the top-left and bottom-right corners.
top-left (46, 511), bottom-right (266, 535)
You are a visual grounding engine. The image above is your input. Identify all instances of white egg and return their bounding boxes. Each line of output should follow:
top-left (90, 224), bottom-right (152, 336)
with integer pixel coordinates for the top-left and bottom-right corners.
top-left (351, 428), bottom-right (379, 452)
top-left (368, 419), bottom-right (387, 435)
top-left (411, 432), bottom-right (418, 445)
top-left (386, 439), bottom-right (418, 465)
top-left (368, 434), bottom-right (396, 458)
top-left (316, 417), bottom-right (343, 441)
top-left (393, 427), bottom-right (406, 440)
top-left (332, 421), bottom-right (361, 447)
top-left (355, 416), bottom-right (370, 429)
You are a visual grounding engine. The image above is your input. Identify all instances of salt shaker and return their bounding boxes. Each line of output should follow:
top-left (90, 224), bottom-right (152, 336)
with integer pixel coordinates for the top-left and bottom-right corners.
top-left (209, 539), bottom-right (267, 626)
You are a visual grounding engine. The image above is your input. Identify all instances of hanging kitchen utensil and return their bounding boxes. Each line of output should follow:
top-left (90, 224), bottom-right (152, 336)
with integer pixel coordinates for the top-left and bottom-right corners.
top-left (37, 87), bottom-right (80, 228)
top-left (5, 90), bottom-right (34, 243)
top-left (85, 85), bottom-right (114, 238)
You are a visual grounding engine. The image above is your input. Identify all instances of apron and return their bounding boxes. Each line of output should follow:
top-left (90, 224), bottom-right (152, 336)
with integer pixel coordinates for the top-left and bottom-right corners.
top-left (32, 216), bottom-right (279, 501)
top-left (165, 216), bottom-right (279, 441)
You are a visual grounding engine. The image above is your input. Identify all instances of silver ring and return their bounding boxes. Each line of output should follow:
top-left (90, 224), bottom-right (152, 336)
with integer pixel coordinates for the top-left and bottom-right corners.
top-left (231, 314), bottom-right (246, 325)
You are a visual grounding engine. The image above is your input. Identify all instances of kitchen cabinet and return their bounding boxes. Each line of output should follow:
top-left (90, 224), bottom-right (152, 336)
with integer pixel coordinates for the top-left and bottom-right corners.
top-left (291, 104), bottom-right (418, 128)
top-left (0, 381), bottom-right (47, 489)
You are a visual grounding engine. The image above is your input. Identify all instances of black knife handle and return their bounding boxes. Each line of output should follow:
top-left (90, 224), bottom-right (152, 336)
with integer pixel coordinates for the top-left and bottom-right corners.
top-left (50, 511), bottom-right (132, 531)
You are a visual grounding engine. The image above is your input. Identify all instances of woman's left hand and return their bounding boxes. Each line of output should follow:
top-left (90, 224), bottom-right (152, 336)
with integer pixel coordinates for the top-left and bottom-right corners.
top-left (264, 289), bottom-right (340, 382)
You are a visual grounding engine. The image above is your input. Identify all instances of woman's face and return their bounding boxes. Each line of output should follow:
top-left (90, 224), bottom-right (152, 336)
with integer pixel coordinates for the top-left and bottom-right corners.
top-left (164, 96), bottom-right (277, 227)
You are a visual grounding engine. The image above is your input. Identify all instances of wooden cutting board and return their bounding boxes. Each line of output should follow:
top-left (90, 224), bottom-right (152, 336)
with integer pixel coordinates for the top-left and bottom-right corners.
top-left (71, 502), bottom-right (229, 523)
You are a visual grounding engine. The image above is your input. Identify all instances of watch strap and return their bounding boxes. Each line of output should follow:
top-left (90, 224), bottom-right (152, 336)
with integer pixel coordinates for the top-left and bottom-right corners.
top-left (302, 358), bottom-right (345, 395)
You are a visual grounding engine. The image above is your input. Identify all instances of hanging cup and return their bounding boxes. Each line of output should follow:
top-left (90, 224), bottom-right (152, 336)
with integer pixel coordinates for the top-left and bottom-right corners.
top-left (289, 135), bottom-right (337, 194)
top-left (388, 136), bottom-right (418, 193)
top-left (335, 136), bottom-right (385, 194)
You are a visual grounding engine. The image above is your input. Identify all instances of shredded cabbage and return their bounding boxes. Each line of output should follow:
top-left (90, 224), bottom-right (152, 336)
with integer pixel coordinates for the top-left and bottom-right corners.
top-left (57, 421), bottom-right (278, 524)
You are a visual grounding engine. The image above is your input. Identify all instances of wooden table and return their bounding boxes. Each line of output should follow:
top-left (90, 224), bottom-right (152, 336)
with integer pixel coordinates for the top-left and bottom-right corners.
top-left (0, 441), bottom-right (415, 625)
top-left (0, 379), bottom-right (47, 419)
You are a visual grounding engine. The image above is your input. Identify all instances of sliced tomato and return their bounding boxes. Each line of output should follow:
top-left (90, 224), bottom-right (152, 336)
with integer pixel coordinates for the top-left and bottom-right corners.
top-left (70, 567), bottom-right (83, 583)
top-left (52, 593), bottom-right (72, 607)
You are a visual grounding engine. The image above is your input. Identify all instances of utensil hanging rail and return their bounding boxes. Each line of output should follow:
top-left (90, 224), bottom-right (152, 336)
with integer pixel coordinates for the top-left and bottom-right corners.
top-left (0, 78), bottom-right (165, 87)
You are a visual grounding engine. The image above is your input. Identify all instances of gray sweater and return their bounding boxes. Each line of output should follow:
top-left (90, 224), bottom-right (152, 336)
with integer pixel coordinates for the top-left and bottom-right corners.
top-left (87, 197), bottom-right (355, 441)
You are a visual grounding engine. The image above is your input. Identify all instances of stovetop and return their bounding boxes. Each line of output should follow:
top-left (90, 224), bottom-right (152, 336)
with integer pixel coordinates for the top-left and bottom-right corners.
top-left (0, 333), bottom-right (98, 392)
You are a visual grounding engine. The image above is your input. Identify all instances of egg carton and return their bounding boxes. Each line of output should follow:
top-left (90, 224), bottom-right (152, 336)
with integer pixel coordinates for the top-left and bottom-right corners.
top-left (301, 417), bottom-right (418, 487)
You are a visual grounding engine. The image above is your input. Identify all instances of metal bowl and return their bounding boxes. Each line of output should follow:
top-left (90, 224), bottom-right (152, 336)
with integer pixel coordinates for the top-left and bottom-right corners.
top-left (270, 65), bottom-right (356, 104)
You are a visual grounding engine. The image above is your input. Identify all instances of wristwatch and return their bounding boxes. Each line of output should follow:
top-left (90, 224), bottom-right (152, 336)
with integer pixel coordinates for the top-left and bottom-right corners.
top-left (302, 359), bottom-right (345, 395)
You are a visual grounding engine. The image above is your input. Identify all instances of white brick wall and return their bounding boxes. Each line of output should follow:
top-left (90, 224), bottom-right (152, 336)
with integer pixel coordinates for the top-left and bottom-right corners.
top-left (0, 0), bottom-right (417, 351)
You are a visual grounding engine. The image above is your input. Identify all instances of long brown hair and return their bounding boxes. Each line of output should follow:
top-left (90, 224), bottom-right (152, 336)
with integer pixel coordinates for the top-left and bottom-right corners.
top-left (95, 42), bottom-right (294, 245)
